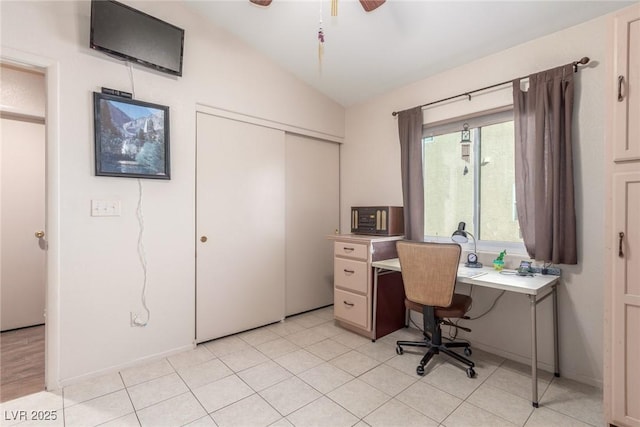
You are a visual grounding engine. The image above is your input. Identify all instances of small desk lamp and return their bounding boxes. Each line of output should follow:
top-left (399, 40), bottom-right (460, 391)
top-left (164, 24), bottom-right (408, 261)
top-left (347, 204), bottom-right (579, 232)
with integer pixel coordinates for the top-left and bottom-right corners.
top-left (451, 221), bottom-right (482, 268)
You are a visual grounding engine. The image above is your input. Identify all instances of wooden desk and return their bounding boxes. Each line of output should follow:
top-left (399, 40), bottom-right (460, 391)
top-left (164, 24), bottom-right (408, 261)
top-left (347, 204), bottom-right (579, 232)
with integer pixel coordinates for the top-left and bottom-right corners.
top-left (372, 258), bottom-right (560, 408)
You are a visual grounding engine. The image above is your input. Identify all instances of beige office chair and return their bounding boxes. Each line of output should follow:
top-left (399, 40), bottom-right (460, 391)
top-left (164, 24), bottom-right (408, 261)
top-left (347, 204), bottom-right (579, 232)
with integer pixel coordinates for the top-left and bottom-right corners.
top-left (395, 241), bottom-right (476, 378)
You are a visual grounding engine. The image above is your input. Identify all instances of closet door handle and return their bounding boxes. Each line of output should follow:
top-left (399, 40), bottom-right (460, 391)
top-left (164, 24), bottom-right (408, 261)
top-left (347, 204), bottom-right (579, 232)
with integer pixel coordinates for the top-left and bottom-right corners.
top-left (617, 75), bottom-right (625, 102)
top-left (619, 232), bottom-right (625, 257)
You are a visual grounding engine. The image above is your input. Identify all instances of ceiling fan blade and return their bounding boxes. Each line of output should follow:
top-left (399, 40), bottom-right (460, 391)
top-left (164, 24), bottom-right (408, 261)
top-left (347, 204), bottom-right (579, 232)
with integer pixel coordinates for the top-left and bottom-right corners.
top-left (359, 0), bottom-right (385, 12)
top-left (250, 0), bottom-right (273, 6)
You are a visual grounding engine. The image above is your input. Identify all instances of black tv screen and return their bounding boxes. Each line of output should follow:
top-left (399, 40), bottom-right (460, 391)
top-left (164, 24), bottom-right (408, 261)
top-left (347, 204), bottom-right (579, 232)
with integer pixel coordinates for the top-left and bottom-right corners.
top-left (90, 0), bottom-right (184, 77)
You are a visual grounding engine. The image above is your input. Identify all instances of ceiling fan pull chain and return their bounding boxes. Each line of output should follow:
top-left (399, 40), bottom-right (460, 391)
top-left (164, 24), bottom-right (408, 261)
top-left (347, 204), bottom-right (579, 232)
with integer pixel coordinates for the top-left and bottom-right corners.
top-left (318, 25), bottom-right (324, 70)
top-left (318, 3), bottom-right (325, 71)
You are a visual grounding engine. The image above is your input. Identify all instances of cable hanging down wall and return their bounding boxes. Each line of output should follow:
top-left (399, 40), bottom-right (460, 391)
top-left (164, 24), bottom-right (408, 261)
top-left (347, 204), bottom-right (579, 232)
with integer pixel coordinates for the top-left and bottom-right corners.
top-left (391, 57), bottom-right (590, 117)
top-left (132, 178), bottom-right (150, 327)
top-left (127, 61), bottom-right (150, 327)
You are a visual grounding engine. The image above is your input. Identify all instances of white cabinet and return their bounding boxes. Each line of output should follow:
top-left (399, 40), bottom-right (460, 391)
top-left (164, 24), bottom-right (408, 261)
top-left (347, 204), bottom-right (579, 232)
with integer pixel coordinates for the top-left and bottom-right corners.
top-left (606, 5), bottom-right (640, 427)
top-left (611, 172), bottom-right (640, 427)
top-left (613, 6), bottom-right (640, 162)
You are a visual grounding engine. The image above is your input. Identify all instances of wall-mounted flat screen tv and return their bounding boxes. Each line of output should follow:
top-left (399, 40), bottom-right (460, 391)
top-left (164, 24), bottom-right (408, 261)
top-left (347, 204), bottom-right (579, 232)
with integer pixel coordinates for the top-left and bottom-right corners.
top-left (90, 0), bottom-right (184, 77)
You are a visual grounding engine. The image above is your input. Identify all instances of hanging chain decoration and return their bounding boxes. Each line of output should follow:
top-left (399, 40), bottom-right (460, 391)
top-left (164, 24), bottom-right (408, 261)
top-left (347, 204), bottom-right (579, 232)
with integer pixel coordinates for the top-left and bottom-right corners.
top-left (318, 2), bottom-right (325, 71)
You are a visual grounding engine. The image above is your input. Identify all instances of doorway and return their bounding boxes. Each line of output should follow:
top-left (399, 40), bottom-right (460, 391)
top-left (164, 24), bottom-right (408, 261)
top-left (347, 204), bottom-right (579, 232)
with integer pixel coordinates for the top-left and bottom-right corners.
top-left (0, 63), bottom-right (47, 402)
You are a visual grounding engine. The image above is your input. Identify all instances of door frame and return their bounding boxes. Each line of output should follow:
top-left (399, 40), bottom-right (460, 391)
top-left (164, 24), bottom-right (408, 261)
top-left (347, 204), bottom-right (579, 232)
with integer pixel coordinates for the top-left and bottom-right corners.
top-left (2, 47), bottom-right (61, 391)
top-left (195, 104), bottom-right (344, 144)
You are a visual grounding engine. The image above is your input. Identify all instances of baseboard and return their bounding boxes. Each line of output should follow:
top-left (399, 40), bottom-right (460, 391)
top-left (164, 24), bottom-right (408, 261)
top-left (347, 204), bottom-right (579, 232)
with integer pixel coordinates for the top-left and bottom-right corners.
top-left (469, 341), bottom-right (603, 389)
top-left (55, 343), bottom-right (195, 390)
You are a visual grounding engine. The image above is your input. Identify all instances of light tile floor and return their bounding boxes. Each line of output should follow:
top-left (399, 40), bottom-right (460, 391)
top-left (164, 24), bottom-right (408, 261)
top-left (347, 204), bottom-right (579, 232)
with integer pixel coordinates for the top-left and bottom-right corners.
top-left (0, 306), bottom-right (603, 427)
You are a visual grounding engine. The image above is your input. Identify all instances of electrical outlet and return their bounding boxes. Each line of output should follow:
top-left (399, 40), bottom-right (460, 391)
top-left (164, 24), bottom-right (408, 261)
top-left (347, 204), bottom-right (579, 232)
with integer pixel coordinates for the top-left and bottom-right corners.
top-left (130, 312), bottom-right (148, 327)
top-left (130, 312), bottom-right (139, 327)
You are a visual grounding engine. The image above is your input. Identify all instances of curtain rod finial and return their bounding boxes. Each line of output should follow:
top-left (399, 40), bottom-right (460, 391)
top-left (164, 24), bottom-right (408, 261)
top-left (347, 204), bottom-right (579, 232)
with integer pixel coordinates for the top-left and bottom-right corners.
top-left (392, 111), bottom-right (398, 117)
top-left (572, 57), bottom-right (590, 72)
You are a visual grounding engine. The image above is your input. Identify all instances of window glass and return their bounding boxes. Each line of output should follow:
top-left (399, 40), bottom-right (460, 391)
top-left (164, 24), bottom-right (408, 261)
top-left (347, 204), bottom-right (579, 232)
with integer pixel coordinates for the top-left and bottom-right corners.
top-left (422, 112), bottom-right (523, 247)
top-left (423, 131), bottom-right (475, 238)
top-left (479, 121), bottom-right (521, 242)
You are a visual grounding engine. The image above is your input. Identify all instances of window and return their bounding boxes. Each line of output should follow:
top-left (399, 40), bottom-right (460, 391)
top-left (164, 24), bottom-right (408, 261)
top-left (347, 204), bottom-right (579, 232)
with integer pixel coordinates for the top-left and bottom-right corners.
top-left (422, 109), bottom-right (524, 251)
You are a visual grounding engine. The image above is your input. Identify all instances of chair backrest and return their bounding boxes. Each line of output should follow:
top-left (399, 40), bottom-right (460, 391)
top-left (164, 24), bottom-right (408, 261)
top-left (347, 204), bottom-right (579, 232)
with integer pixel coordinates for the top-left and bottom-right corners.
top-left (396, 241), bottom-right (462, 308)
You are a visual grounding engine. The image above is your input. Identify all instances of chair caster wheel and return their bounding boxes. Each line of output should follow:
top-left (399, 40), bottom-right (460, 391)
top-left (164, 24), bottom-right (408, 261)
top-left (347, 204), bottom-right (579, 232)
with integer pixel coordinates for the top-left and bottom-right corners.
top-left (464, 347), bottom-right (472, 356)
top-left (396, 346), bottom-right (403, 355)
top-left (416, 365), bottom-right (425, 376)
top-left (466, 368), bottom-right (476, 378)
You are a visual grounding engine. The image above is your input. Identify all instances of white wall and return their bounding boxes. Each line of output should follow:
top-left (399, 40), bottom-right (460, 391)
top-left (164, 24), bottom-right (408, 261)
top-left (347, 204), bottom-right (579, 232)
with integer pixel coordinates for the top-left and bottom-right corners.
top-left (1, 0), bottom-right (344, 386)
top-left (343, 17), bottom-right (609, 386)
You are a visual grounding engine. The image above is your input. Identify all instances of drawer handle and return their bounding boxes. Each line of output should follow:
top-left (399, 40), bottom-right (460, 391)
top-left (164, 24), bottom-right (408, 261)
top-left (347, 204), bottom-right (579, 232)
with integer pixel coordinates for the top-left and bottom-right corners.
top-left (618, 75), bottom-right (625, 102)
top-left (343, 269), bottom-right (355, 274)
top-left (343, 301), bottom-right (355, 307)
top-left (342, 247), bottom-right (355, 252)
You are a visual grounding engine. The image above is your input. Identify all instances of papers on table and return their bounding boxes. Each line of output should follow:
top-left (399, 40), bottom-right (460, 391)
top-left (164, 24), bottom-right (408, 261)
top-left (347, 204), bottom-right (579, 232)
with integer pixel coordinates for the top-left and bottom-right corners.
top-left (457, 269), bottom-right (488, 279)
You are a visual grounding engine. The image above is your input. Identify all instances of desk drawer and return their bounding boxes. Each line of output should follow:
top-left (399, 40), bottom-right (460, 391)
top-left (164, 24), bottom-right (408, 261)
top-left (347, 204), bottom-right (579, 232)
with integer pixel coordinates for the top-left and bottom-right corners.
top-left (334, 241), bottom-right (368, 260)
top-left (334, 288), bottom-right (368, 329)
top-left (334, 258), bottom-right (368, 294)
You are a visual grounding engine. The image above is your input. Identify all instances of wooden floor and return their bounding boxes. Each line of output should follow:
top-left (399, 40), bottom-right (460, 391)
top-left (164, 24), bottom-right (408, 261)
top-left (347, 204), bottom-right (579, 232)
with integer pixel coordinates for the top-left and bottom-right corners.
top-left (0, 325), bottom-right (45, 403)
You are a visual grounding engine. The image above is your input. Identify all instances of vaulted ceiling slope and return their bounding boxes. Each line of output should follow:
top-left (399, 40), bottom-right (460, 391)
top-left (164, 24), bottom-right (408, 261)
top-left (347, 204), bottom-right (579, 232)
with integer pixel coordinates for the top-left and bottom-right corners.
top-left (186, 1), bottom-right (634, 107)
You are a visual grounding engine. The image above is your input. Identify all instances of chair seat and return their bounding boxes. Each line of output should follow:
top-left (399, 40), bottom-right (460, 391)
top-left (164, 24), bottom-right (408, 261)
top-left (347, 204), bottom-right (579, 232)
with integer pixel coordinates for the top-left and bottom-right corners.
top-left (405, 293), bottom-right (472, 318)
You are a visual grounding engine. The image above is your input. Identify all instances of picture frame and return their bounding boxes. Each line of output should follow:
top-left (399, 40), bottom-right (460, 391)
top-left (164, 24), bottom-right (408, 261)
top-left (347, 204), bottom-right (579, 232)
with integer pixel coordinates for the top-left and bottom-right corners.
top-left (93, 92), bottom-right (170, 179)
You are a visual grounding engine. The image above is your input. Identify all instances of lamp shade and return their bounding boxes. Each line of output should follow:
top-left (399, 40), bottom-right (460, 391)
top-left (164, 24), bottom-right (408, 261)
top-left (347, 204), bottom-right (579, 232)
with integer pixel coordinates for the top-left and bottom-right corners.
top-left (451, 221), bottom-right (482, 267)
top-left (451, 221), bottom-right (469, 243)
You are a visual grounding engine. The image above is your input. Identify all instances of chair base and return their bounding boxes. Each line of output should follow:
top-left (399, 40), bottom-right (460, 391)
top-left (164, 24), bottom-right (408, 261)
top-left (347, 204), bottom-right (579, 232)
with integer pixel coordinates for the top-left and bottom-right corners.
top-left (396, 336), bottom-right (476, 378)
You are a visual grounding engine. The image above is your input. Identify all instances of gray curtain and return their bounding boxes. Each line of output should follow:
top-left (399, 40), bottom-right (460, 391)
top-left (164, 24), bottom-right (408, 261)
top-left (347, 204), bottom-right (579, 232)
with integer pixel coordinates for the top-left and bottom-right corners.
top-left (397, 106), bottom-right (424, 241)
top-left (513, 64), bottom-right (577, 264)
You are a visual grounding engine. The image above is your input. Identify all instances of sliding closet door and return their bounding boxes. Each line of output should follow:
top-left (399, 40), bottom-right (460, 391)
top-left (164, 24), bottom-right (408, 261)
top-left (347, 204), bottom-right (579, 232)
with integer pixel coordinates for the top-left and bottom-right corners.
top-left (285, 134), bottom-right (339, 316)
top-left (196, 112), bottom-right (285, 343)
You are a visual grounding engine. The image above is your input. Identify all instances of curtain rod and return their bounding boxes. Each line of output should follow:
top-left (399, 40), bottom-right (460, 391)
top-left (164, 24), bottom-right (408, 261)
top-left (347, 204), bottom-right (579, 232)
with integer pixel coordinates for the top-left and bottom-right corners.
top-left (391, 57), bottom-right (590, 117)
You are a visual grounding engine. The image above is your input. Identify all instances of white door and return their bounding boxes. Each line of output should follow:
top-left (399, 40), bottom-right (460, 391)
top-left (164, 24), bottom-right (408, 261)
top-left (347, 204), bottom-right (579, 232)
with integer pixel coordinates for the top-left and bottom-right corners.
top-left (285, 134), bottom-right (339, 316)
top-left (1, 117), bottom-right (46, 331)
top-left (196, 113), bottom-right (285, 343)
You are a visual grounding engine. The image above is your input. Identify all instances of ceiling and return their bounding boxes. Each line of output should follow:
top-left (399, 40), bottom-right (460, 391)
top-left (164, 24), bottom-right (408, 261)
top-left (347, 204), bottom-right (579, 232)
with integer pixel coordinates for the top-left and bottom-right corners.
top-left (186, 0), bottom-right (634, 107)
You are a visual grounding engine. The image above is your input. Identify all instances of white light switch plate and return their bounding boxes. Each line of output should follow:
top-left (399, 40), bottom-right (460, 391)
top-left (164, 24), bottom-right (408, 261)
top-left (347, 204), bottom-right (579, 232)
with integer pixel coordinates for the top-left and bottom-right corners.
top-left (91, 200), bottom-right (121, 216)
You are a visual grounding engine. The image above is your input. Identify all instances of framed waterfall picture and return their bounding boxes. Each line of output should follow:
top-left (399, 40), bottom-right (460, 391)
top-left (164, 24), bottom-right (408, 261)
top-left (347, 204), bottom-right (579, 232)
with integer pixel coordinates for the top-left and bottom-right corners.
top-left (93, 92), bottom-right (171, 179)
